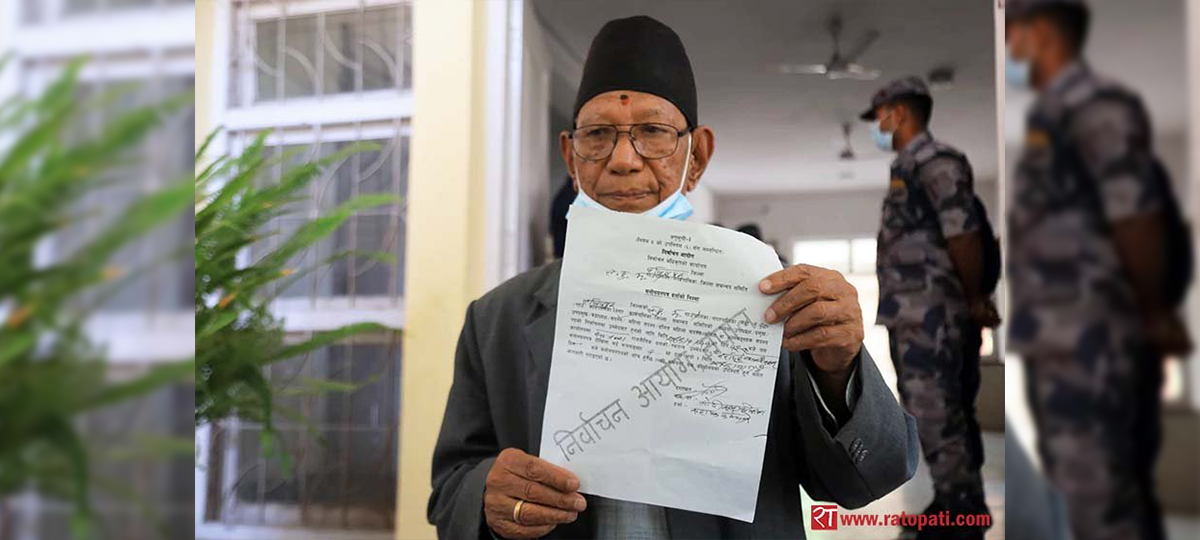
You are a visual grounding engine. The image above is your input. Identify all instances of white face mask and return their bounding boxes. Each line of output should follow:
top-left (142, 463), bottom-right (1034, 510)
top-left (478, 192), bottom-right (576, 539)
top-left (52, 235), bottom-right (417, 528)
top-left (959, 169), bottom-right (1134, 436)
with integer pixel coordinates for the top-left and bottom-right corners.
top-left (1005, 48), bottom-right (1033, 89)
top-left (571, 133), bottom-right (694, 220)
top-left (871, 113), bottom-right (895, 152)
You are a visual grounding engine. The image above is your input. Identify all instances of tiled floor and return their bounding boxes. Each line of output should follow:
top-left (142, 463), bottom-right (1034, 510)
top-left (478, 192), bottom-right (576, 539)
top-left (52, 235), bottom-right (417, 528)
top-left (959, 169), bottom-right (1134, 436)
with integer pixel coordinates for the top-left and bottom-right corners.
top-left (1167, 516), bottom-right (1200, 539)
top-left (801, 432), bottom-right (1006, 540)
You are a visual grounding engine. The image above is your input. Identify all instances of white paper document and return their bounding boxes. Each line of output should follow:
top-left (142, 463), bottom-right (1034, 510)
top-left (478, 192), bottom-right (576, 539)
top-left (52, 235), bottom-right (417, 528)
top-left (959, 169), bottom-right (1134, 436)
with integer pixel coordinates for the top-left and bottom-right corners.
top-left (538, 206), bottom-right (786, 522)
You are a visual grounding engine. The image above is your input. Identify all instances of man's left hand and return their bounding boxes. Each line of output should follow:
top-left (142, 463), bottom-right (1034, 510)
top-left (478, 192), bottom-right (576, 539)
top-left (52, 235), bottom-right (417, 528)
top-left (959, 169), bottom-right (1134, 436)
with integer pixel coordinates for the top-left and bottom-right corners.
top-left (759, 264), bottom-right (864, 375)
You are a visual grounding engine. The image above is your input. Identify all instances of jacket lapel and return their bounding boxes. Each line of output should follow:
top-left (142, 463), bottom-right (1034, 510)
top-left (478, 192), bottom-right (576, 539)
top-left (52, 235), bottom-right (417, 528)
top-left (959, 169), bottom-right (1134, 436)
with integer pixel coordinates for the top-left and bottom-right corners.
top-left (522, 261), bottom-right (561, 454)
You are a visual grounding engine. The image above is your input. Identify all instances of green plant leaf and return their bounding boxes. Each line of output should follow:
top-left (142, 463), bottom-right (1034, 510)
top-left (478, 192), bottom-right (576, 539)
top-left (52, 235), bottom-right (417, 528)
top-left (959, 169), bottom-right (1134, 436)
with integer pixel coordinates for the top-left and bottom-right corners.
top-left (82, 360), bottom-right (195, 411)
top-left (268, 323), bottom-right (396, 365)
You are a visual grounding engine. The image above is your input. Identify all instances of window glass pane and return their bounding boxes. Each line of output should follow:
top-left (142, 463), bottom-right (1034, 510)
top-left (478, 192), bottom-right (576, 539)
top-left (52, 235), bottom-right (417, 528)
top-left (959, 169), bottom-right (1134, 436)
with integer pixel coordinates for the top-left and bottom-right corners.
top-left (21, 0), bottom-right (43, 24)
top-left (31, 383), bottom-right (197, 540)
top-left (360, 7), bottom-right (398, 92)
top-left (283, 15), bottom-right (319, 99)
top-left (250, 136), bottom-right (407, 300)
top-left (850, 238), bottom-right (877, 275)
top-left (58, 76), bottom-right (193, 313)
top-left (792, 240), bottom-right (851, 275)
top-left (400, 3), bottom-right (413, 89)
top-left (64, 0), bottom-right (183, 17)
top-left (323, 7), bottom-right (399, 94)
top-left (255, 18), bottom-right (281, 102)
top-left (251, 4), bottom-right (409, 103)
top-left (254, 15), bottom-right (322, 102)
top-left (222, 341), bottom-right (400, 530)
top-left (1164, 357), bottom-right (1185, 403)
top-left (64, 0), bottom-right (100, 16)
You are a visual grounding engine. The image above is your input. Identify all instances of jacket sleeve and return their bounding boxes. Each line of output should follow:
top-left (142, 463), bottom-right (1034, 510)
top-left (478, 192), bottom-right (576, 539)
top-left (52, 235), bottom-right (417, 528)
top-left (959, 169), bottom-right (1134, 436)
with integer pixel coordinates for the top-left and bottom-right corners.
top-left (791, 347), bottom-right (920, 509)
top-left (427, 301), bottom-right (498, 540)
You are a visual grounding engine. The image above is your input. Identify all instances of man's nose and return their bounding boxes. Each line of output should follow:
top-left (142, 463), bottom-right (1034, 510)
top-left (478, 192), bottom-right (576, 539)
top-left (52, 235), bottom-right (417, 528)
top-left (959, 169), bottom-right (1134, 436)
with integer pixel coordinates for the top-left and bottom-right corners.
top-left (607, 132), bottom-right (643, 174)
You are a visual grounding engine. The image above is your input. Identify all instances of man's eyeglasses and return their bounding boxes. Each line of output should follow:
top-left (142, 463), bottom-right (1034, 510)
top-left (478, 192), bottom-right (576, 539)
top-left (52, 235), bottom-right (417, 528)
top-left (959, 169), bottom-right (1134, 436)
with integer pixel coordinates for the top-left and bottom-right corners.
top-left (569, 123), bottom-right (692, 161)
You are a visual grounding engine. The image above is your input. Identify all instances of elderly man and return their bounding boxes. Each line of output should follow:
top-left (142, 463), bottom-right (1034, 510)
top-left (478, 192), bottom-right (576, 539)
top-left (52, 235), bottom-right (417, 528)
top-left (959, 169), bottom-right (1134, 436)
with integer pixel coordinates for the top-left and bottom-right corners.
top-left (428, 16), bottom-right (918, 539)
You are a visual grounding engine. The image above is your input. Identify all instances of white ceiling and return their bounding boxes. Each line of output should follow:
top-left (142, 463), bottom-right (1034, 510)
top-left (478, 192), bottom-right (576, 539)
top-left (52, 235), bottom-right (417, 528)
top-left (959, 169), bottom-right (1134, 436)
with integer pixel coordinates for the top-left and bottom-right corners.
top-left (1005, 0), bottom-right (1189, 146)
top-left (533, 0), bottom-right (1000, 195)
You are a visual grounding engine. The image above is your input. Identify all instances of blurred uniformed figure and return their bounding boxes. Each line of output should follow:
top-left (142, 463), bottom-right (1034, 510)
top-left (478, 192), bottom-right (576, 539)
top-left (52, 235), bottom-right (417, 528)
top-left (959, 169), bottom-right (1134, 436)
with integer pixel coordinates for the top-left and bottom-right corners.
top-left (862, 76), bottom-right (1001, 539)
top-left (1006, 1), bottom-right (1192, 539)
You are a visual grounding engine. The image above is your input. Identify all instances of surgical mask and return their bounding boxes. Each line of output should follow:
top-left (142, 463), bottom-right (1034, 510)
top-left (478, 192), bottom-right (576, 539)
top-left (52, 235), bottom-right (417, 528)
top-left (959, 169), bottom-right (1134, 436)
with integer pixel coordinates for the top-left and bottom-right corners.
top-left (870, 117), bottom-right (894, 152)
top-left (1005, 50), bottom-right (1032, 90)
top-left (572, 133), bottom-right (695, 221)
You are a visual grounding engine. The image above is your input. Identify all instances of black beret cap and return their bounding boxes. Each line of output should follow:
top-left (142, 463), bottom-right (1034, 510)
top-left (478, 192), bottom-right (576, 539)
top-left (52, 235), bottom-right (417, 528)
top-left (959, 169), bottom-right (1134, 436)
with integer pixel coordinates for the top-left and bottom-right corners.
top-left (1006, 0), bottom-right (1089, 22)
top-left (860, 76), bottom-right (931, 121)
top-left (573, 16), bottom-right (698, 129)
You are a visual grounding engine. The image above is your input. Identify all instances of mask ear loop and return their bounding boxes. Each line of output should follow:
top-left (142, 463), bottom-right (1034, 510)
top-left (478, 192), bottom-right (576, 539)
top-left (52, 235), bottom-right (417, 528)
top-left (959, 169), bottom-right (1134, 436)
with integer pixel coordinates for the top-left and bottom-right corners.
top-left (678, 132), bottom-right (694, 196)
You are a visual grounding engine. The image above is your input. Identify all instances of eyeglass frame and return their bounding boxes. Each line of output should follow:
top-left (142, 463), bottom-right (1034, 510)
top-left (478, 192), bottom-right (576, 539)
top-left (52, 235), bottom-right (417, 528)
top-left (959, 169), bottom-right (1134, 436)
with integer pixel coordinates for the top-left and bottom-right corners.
top-left (568, 122), bottom-right (695, 161)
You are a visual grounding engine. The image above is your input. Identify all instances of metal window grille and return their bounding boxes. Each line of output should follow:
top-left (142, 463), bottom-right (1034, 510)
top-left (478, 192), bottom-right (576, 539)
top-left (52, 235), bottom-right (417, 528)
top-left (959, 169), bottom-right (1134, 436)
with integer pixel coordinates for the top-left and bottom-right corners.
top-left (199, 1), bottom-right (411, 535)
top-left (205, 338), bottom-right (401, 530)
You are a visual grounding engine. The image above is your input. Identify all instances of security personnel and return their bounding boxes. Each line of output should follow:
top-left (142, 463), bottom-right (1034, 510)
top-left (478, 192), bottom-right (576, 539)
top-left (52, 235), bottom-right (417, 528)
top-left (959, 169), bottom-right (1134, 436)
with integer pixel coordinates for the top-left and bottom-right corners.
top-left (1006, 1), bottom-right (1190, 539)
top-left (862, 76), bottom-right (1000, 539)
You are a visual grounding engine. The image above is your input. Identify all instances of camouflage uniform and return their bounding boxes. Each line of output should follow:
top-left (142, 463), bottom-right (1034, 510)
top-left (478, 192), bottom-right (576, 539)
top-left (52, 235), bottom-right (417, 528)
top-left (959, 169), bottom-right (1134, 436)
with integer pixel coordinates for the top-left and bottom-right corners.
top-left (1008, 59), bottom-right (1167, 540)
top-left (875, 128), bottom-right (989, 526)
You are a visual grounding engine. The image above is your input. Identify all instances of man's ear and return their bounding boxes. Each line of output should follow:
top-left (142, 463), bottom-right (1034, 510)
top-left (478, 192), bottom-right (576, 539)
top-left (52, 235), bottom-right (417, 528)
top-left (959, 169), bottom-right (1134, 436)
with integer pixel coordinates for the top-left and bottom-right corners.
top-left (559, 131), bottom-right (578, 190)
top-left (685, 126), bottom-right (715, 192)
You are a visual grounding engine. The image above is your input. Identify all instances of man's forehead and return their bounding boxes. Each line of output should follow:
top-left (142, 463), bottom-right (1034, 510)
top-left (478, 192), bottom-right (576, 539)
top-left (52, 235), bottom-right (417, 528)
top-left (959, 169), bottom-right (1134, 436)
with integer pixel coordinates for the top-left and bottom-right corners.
top-left (577, 90), bottom-right (686, 124)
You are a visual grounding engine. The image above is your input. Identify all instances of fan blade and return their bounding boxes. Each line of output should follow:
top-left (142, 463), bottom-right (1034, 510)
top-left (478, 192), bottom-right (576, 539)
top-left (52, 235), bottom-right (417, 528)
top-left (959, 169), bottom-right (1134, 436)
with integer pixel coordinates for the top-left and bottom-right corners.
top-left (841, 29), bottom-right (880, 64)
top-left (776, 63), bottom-right (828, 75)
top-left (841, 64), bottom-right (882, 80)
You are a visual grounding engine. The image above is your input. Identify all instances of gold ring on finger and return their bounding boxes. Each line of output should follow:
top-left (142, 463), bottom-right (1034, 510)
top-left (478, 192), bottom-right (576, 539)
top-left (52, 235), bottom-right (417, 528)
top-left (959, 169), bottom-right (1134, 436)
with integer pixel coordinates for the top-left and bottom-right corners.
top-left (512, 499), bottom-right (526, 525)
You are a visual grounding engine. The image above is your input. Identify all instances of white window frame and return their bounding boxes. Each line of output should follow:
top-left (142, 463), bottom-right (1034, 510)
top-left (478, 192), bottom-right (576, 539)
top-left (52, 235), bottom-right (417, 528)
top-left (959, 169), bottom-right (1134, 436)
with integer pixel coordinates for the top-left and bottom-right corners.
top-left (198, 2), bottom-right (411, 537)
top-left (14, 1), bottom-right (195, 58)
top-left (4, 2), bottom-right (197, 371)
top-left (223, 121), bottom-right (410, 322)
top-left (4, 0), bottom-right (199, 531)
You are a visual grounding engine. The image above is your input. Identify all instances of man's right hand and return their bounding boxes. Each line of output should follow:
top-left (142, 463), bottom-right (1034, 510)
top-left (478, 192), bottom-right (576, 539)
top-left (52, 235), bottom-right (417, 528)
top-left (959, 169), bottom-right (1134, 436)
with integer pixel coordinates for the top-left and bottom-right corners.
top-left (1146, 311), bottom-right (1192, 358)
top-left (967, 298), bottom-right (1001, 328)
top-left (484, 448), bottom-right (587, 539)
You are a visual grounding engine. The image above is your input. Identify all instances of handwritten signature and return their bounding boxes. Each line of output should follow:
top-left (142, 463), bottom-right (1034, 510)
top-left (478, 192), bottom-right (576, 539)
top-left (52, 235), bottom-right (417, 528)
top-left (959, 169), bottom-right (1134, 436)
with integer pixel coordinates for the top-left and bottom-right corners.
top-left (579, 297), bottom-right (618, 311)
top-left (636, 266), bottom-right (687, 282)
top-left (674, 381), bottom-right (728, 403)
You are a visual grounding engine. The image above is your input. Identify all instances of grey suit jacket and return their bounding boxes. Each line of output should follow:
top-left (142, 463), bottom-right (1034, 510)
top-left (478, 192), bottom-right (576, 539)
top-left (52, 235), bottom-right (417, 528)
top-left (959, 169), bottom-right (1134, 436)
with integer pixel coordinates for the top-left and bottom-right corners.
top-left (427, 260), bottom-right (919, 539)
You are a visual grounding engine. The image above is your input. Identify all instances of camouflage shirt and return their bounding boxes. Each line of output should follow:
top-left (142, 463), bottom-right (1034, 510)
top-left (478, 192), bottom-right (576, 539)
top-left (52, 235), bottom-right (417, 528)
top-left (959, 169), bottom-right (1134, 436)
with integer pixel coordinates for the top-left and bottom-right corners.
top-left (876, 132), bottom-right (983, 328)
top-left (1007, 61), bottom-right (1165, 354)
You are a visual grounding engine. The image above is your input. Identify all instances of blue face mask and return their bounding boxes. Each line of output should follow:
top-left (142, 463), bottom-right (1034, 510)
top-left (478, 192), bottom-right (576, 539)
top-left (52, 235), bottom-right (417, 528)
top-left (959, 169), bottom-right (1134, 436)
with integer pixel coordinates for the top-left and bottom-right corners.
top-left (870, 117), bottom-right (894, 152)
top-left (1005, 50), bottom-right (1032, 90)
top-left (572, 133), bottom-right (695, 220)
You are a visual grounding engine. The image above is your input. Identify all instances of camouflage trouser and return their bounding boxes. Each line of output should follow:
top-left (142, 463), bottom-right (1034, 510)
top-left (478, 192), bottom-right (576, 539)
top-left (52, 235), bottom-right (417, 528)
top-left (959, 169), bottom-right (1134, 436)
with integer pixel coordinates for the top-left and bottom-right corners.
top-left (887, 307), bottom-right (988, 518)
top-left (1024, 322), bottom-right (1165, 540)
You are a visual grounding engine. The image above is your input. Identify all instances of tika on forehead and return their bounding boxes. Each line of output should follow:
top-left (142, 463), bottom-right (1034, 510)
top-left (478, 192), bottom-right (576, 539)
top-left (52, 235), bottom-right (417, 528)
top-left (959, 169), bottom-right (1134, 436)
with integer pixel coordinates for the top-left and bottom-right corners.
top-left (619, 94), bottom-right (630, 104)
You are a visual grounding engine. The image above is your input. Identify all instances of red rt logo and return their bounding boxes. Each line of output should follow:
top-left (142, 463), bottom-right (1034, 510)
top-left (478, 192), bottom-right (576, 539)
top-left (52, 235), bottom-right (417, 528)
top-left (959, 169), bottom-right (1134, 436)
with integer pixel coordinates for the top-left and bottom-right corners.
top-left (811, 504), bottom-right (838, 530)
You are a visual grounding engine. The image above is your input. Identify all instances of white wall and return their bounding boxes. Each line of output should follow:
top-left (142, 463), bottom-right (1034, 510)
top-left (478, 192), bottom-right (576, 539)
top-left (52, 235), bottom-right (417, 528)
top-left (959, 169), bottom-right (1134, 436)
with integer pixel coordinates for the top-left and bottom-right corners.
top-left (688, 184), bottom-right (717, 224)
top-left (714, 180), bottom-right (1001, 245)
top-left (1186, 0), bottom-right (1200, 411)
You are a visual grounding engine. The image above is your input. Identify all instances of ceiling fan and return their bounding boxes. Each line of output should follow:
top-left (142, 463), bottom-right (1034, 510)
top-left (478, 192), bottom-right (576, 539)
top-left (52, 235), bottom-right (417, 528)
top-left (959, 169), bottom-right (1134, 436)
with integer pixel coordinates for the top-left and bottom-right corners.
top-left (776, 14), bottom-right (882, 81)
top-left (836, 122), bottom-right (857, 160)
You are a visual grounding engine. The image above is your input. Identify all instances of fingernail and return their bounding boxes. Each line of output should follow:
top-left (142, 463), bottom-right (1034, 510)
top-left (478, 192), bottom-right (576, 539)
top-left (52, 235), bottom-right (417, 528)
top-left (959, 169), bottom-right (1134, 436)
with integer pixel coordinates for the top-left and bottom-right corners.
top-left (758, 279), bottom-right (771, 293)
top-left (764, 308), bottom-right (776, 323)
top-left (575, 496), bottom-right (587, 511)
